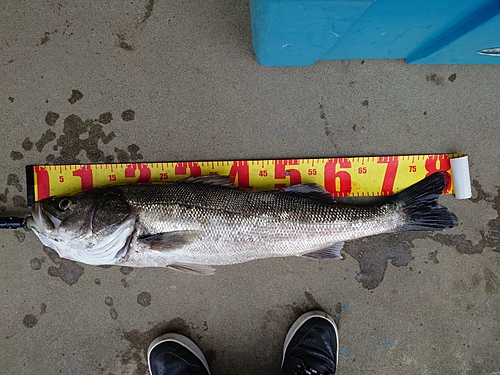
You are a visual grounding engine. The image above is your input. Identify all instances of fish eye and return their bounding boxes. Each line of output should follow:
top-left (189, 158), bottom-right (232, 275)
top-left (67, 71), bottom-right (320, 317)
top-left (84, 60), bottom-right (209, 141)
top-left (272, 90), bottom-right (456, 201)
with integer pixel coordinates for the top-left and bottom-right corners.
top-left (58, 198), bottom-right (73, 211)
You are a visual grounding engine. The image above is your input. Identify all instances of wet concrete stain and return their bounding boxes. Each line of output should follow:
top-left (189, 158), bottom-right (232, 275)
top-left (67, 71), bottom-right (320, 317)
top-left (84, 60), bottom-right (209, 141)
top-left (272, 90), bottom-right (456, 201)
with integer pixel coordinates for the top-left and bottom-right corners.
top-left (68, 89), bottom-right (83, 104)
top-left (22, 137), bottom-right (33, 151)
top-left (30, 257), bottom-right (42, 270)
top-left (99, 112), bottom-right (113, 124)
top-left (142, 0), bottom-right (155, 24)
top-left (471, 180), bottom-right (489, 203)
top-left (431, 233), bottom-right (483, 254)
top-left (35, 129), bottom-right (57, 152)
top-left (426, 73), bottom-right (444, 85)
top-left (121, 317), bottom-right (211, 375)
top-left (3, 95), bottom-right (143, 215)
top-left (36, 21), bottom-right (73, 47)
top-left (14, 230), bottom-right (25, 242)
top-left (13, 195), bottom-right (26, 207)
top-left (345, 234), bottom-right (414, 290)
top-left (121, 278), bottom-right (130, 288)
top-left (10, 151), bottom-right (23, 160)
top-left (0, 188), bottom-right (7, 203)
top-left (428, 250), bottom-right (439, 264)
top-left (40, 31), bottom-right (51, 45)
top-left (45, 111), bottom-right (60, 126)
top-left (319, 103), bottom-right (330, 136)
top-left (22, 303), bottom-right (47, 328)
top-left (116, 0), bottom-right (155, 52)
top-left (105, 297), bottom-right (118, 319)
top-left (448, 73), bottom-right (457, 82)
top-left (344, 179), bottom-right (500, 289)
top-left (137, 292), bottom-right (151, 307)
top-left (45, 114), bottom-right (116, 163)
top-left (114, 144), bottom-right (144, 163)
top-left (471, 273), bottom-right (481, 288)
top-left (345, 228), bottom-right (488, 290)
top-left (42, 246), bottom-right (84, 285)
top-left (318, 102), bottom-right (340, 152)
top-left (119, 268), bottom-right (132, 286)
top-left (22, 314), bottom-right (38, 328)
top-left (120, 266), bottom-right (134, 275)
top-left (117, 35), bottom-right (134, 51)
top-left (469, 180), bottom-right (500, 253)
top-left (24, 111), bottom-right (143, 164)
top-left (7, 174), bottom-right (22, 192)
top-left (121, 110), bottom-right (135, 121)
top-left (484, 268), bottom-right (499, 295)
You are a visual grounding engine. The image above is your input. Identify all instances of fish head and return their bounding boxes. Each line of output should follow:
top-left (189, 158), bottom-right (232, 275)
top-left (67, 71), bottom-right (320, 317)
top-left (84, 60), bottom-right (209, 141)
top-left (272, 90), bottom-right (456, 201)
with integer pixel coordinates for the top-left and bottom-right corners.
top-left (26, 188), bottom-right (136, 265)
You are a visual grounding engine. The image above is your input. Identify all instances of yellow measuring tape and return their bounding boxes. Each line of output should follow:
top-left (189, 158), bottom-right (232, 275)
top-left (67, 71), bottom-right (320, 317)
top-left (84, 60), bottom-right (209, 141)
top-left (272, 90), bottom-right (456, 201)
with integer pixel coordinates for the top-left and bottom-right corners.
top-left (26, 154), bottom-right (465, 206)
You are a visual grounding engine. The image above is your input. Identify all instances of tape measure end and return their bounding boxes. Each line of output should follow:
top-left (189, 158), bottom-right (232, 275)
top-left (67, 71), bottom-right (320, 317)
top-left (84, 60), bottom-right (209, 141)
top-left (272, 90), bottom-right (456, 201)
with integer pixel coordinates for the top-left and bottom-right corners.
top-left (450, 156), bottom-right (472, 199)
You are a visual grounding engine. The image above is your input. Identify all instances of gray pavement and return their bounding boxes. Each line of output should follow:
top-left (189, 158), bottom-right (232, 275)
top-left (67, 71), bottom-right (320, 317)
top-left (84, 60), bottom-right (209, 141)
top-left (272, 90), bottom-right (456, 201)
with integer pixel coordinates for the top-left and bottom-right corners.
top-left (1, 1), bottom-right (499, 374)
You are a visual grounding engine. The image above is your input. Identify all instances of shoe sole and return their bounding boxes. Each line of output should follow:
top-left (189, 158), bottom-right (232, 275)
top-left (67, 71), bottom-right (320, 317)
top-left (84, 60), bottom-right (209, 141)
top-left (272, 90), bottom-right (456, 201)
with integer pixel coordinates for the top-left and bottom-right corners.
top-left (281, 310), bottom-right (339, 367)
top-left (147, 332), bottom-right (211, 375)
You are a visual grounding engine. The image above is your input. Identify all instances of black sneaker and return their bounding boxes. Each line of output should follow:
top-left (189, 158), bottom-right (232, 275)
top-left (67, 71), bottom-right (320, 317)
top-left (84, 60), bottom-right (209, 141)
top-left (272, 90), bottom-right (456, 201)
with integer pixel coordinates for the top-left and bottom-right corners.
top-left (281, 310), bottom-right (339, 375)
top-left (148, 333), bottom-right (211, 375)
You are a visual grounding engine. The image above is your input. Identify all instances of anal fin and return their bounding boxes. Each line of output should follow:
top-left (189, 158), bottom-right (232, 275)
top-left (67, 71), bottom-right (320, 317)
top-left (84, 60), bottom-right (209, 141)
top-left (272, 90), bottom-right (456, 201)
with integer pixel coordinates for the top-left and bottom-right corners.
top-left (301, 242), bottom-right (344, 260)
top-left (168, 263), bottom-right (216, 276)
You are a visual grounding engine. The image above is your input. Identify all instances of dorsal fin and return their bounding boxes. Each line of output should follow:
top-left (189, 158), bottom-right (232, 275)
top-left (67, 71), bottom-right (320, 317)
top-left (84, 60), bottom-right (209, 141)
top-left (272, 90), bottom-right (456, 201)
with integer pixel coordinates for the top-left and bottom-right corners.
top-left (174, 177), bottom-right (336, 203)
top-left (174, 175), bottom-right (235, 188)
top-left (279, 183), bottom-right (336, 204)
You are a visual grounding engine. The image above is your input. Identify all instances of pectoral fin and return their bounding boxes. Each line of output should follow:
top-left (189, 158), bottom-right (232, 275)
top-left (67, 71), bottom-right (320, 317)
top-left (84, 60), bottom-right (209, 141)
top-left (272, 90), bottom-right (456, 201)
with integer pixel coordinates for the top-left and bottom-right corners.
top-left (138, 230), bottom-right (201, 251)
top-left (301, 242), bottom-right (344, 260)
top-left (168, 262), bottom-right (216, 276)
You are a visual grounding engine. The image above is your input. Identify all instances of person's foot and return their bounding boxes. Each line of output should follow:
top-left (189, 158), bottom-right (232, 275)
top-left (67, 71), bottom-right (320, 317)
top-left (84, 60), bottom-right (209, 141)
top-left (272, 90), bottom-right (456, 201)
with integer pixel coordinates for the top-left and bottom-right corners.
top-left (281, 310), bottom-right (339, 375)
top-left (148, 333), bottom-right (211, 375)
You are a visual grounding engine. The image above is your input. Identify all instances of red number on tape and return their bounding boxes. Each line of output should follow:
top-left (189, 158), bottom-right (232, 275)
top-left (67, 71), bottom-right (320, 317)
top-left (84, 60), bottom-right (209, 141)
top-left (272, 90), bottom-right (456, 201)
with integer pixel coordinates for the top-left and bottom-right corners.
top-left (125, 164), bottom-right (151, 183)
top-left (229, 161), bottom-right (251, 188)
top-left (35, 166), bottom-right (50, 200)
top-left (324, 158), bottom-right (352, 197)
top-left (73, 166), bottom-right (94, 190)
top-left (175, 162), bottom-right (202, 178)
top-left (425, 155), bottom-right (452, 193)
top-left (378, 156), bottom-right (399, 195)
top-left (274, 160), bottom-right (301, 189)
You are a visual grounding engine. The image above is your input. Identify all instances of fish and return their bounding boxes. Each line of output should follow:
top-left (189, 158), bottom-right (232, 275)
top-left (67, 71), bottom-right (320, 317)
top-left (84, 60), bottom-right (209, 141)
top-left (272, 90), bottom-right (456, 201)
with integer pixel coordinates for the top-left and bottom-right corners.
top-left (26, 171), bottom-right (458, 275)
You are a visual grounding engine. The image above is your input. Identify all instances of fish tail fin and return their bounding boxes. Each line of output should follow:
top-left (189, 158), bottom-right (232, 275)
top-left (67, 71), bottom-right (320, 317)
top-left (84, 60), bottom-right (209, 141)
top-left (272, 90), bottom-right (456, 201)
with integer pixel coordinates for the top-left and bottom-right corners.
top-left (389, 172), bottom-right (458, 231)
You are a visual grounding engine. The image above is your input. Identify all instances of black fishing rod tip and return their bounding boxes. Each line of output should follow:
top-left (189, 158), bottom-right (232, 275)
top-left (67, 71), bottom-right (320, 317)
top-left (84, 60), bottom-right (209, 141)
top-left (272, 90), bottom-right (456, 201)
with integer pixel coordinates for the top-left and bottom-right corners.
top-left (0, 216), bottom-right (26, 229)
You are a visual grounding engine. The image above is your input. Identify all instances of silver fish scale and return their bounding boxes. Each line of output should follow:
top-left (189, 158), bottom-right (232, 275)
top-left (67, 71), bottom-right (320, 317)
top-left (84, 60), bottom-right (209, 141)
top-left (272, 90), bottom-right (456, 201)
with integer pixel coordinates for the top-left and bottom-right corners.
top-left (116, 183), bottom-right (405, 265)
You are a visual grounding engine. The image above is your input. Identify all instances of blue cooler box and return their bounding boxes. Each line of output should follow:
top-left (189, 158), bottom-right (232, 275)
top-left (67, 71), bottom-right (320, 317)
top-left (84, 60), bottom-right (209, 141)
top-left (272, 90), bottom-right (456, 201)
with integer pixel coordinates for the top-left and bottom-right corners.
top-left (250, 0), bottom-right (500, 66)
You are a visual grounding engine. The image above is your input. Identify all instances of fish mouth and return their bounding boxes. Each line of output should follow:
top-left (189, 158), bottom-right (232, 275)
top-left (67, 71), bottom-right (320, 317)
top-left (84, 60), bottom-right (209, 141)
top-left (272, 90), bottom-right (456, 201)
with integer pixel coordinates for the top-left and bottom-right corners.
top-left (26, 203), bottom-right (62, 234)
top-left (25, 202), bottom-right (69, 254)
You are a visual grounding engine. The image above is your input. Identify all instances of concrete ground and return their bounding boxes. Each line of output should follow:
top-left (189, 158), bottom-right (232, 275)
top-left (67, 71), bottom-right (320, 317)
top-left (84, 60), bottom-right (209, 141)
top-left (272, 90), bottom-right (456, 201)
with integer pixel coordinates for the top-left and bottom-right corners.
top-left (1, 1), bottom-right (499, 374)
